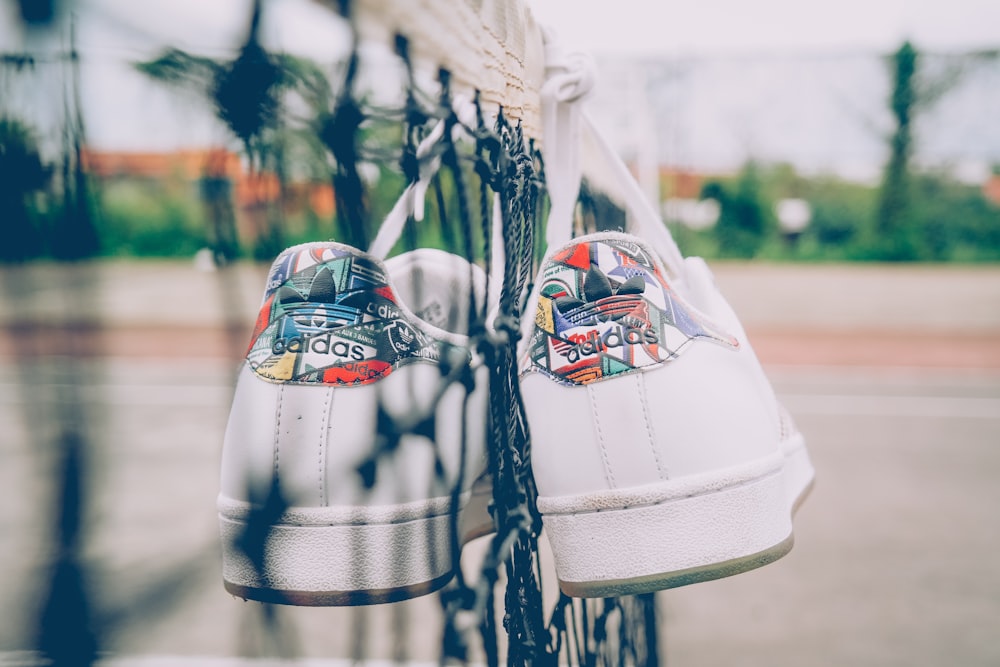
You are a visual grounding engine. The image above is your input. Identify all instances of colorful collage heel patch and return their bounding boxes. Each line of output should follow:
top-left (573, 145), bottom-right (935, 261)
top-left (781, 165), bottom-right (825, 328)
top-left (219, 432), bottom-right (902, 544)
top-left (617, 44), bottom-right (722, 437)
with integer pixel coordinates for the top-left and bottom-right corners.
top-left (527, 238), bottom-right (738, 385)
top-left (246, 244), bottom-right (439, 386)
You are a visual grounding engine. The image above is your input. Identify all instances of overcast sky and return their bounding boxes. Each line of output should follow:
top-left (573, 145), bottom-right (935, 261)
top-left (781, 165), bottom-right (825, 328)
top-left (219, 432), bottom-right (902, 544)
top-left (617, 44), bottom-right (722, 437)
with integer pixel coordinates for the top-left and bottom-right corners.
top-left (530, 0), bottom-right (1000, 56)
top-left (3, 0), bottom-right (999, 171)
top-left (4, 0), bottom-right (1000, 57)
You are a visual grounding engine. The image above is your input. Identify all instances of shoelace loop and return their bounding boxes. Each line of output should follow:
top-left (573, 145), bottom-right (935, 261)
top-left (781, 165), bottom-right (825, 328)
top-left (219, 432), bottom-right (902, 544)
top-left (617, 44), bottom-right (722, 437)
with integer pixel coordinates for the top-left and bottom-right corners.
top-left (540, 27), bottom-right (596, 105)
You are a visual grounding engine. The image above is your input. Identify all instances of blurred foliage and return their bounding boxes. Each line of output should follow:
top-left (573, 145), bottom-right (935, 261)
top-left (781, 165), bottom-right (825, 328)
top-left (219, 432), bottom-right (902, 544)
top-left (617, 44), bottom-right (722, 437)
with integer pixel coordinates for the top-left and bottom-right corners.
top-left (688, 161), bottom-right (1000, 262)
top-left (97, 181), bottom-right (208, 258)
top-left (133, 49), bottom-right (217, 89)
top-left (5, 154), bottom-right (996, 263)
top-left (701, 161), bottom-right (774, 259)
top-left (133, 0), bottom-right (331, 263)
top-left (683, 41), bottom-right (997, 263)
top-left (0, 117), bottom-right (51, 261)
top-left (906, 171), bottom-right (1000, 261)
top-left (874, 41), bottom-right (919, 260)
top-left (5, 29), bottom-right (997, 264)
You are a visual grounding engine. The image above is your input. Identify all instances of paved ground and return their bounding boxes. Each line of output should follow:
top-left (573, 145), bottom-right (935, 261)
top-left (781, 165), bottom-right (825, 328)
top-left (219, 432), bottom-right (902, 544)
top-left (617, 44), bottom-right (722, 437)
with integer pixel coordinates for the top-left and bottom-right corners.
top-left (2, 260), bottom-right (999, 368)
top-left (1, 259), bottom-right (998, 666)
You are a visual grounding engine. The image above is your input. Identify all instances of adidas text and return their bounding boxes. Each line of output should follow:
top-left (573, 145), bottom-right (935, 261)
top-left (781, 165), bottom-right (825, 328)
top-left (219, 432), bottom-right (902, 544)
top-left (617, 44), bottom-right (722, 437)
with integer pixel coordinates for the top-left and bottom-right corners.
top-left (562, 325), bottom-right (658, 363)
top-left (272, 331), bottom-right (366, 360)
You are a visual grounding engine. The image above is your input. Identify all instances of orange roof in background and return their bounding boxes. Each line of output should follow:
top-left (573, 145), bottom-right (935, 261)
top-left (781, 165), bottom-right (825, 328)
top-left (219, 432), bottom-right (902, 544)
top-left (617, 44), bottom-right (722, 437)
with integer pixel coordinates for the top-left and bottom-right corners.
top-left (659, 167), bottom-right (707, 199)
top-left (79, 147), bottom-right (337, 229)
top-left (983, 174), bottom-right (1000, 207)
top-left (237, 172), bottom-right (281, 207)
top-left (310, 184), bottom-right (335, 217)
top-left (80, 148), bottom-right (243, 180)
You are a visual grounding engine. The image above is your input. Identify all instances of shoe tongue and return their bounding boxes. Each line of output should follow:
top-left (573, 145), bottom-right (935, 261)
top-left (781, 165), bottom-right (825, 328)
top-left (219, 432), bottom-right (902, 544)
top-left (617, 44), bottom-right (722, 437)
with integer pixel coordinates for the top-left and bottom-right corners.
top-left (385, 249), bottom-right (481, 336)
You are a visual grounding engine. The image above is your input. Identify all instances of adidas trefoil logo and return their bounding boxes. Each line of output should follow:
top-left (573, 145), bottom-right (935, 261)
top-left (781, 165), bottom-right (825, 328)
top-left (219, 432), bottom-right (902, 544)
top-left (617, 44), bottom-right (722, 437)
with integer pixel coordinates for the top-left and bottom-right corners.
top-left (554, 265), bottom-right (646, 324)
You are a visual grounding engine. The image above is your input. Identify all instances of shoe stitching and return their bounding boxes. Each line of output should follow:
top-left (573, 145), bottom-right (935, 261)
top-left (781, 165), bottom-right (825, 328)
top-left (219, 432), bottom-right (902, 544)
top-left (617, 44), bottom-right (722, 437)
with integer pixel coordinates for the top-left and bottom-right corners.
top-left (588, 384), bottom-right (616, 489)
top-left (637, 373), bottom-right (668, 481)
top-left (319, 386), bottom-right (332, 506)
top-left (538, 465), bottom-right (785, 517)
top-left (273, 384), bottom-right (284, 484)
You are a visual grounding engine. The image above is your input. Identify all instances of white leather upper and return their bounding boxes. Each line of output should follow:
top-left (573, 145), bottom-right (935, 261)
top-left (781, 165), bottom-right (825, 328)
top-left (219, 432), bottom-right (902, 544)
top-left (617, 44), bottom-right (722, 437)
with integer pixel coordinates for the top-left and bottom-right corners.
top-left (526, 43), bottom-right (792, 500)
top-left (221, 360), bottom-right (487, 508)
top-left (220, 246), bottom-right (489, 511)
top-left (522, 245), bottom-right (786, 499)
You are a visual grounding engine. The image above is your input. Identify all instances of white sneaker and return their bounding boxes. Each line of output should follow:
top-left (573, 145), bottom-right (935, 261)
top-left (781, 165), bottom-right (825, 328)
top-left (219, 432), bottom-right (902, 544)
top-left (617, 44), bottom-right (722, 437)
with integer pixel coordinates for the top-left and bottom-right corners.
top-left (218, 241), bottom-right (489, 605)
top-left (522, 55), bottom-right (815, 595)
top-left (520, 231), bottom-right (813, 597)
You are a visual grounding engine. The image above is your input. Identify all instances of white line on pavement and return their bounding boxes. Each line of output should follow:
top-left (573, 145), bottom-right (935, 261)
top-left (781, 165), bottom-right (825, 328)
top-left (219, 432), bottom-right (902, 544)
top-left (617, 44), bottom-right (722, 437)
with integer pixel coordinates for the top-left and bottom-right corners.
top-left (1, 384), bottom-right (998, 419)
top-left (779, 393), bottom-right (1000, 419)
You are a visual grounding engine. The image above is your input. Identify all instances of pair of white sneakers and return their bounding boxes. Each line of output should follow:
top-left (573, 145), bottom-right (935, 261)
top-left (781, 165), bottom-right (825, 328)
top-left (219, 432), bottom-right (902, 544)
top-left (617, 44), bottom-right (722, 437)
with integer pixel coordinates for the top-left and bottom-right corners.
top-left (216, 210), bottom-right (814, 605)
top-left (217, 47), bottom-right (814, 606)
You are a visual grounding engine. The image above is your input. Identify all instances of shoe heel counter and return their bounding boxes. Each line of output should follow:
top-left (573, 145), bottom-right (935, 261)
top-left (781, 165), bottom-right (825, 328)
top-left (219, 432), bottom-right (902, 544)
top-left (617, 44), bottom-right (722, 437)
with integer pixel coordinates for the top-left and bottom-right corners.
top-left (222, 364), bottom-right (342, 507)
top-left (642, 343), bottom-right (781, 478)
top-left (333, 363), bottom-right (488, 506)
top-left (220, 364), bottom-right (280, 502)
top-left (520, 373), bottom-right (618, 497)
top-left (523, 340), bottom-right (782, 497)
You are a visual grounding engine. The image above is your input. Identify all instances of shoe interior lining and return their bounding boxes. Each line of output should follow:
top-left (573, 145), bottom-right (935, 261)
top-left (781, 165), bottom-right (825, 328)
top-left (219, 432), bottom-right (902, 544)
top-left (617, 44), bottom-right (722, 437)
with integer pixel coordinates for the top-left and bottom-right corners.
top-left (388, 252), bottom-right (484, 336)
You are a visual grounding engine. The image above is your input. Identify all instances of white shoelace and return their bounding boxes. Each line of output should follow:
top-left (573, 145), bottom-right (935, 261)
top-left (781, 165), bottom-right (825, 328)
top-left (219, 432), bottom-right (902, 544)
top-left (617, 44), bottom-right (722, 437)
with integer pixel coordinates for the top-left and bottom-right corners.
top-left (367, 95), bottom-right (479, 260)
top-left (367, 96), bottom-right (508, 316)
top-left (539, 30), bottom-right (686, 280)
top-left (368, 33), bottom-right (690, 357)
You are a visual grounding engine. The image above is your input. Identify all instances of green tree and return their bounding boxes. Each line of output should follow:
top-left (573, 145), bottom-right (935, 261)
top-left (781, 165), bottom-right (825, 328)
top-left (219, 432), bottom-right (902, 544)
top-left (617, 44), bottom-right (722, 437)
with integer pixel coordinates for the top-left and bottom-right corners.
top-left (908, 171), bottom-right (1000, 261)
top-left (49, 20), bottom-right (102, 261)
top-left (703, 161), bottom-right (773, 259)
top-left (873, 41), bottom-right (919, 260)
top-left (136, 0), bottom-right (301, 261)
top-left (0, 117), bottom-right (50, 261)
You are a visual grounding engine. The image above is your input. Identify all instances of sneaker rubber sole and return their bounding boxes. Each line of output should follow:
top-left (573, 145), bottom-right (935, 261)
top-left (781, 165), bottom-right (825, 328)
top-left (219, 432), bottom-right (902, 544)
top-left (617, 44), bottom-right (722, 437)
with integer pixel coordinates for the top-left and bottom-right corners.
top-left (218, 494), bottom-right (471, 606)
top-left (538, 452), bottom-right (807, 598)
